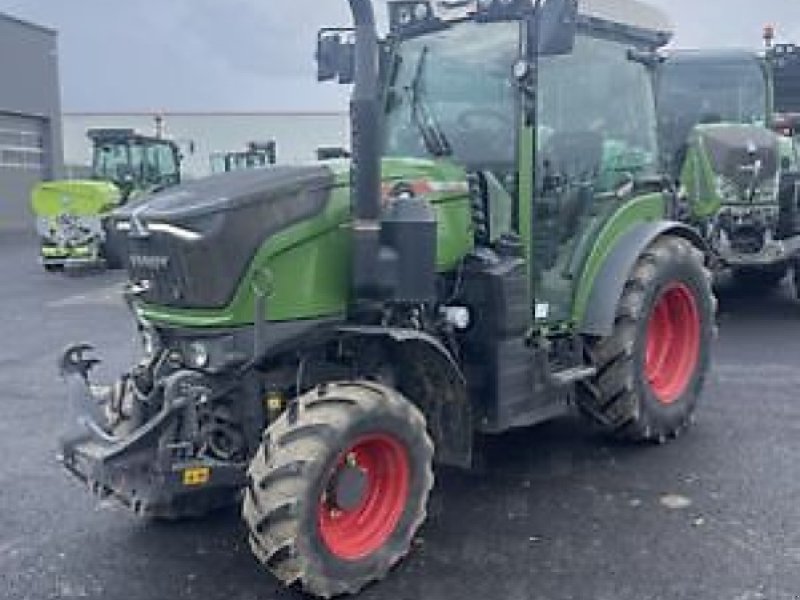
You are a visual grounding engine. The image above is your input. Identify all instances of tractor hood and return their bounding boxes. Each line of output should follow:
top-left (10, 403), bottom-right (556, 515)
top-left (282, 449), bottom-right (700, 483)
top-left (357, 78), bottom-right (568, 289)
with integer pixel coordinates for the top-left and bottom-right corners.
top-left (118, 165), bottom-right (337, 310)
top-left (696, 125), bottom-right (779, 190)
top-left (120, 158), bottom-right (472, 318)
top-left (31, 179), bottom-right (121, 218)
top-left (115, 166), bottom-right (333, 223)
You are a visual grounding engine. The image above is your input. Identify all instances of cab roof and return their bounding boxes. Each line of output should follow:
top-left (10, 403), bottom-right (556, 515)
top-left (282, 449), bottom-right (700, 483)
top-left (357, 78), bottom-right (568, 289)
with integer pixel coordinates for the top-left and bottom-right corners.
top-left (578, 0), bottom-right (673, 47)
top-left (663, 48), bottom-right (761, 63)
top-left (580, 0), bottom-right (671, 36)
top-left (87, 128), bottom-right (176, 147)
top-left (389, 0), bottom-right (673, 48)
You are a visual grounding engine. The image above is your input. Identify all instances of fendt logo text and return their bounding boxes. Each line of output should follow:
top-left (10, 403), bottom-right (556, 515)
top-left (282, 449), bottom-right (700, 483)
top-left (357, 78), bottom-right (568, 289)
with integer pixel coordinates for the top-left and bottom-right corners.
top-left (129, 255), bottom-right (170, 271)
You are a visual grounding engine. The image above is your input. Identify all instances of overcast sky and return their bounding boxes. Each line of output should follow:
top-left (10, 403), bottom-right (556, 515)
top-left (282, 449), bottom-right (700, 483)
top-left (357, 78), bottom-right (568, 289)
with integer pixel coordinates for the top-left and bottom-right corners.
top-left (1, 0), bottom-right (799, 112)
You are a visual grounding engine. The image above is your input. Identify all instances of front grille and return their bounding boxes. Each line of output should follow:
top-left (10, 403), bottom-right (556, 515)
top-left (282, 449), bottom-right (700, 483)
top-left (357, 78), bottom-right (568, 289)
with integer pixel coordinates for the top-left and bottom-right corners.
top-left (119, 165), bottom-right (335, 310)
top-left (127, 235), bottom-right (190, 306)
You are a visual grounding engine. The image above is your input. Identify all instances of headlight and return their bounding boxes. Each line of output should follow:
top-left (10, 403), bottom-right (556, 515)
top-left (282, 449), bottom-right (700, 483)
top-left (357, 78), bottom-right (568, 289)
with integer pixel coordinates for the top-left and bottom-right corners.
top-left (755, 184), bottom-right (777, 204)
top-left (185, 341), bottom-right (210, 369)
top-left (715, 176), bottom-right (740, 203)
top-left (442, 306), bottom-right (471, 330)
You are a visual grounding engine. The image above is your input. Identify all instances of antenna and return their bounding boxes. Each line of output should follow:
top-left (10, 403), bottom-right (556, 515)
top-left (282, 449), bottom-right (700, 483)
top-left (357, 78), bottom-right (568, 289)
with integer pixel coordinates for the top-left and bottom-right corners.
top-left (154, 114), bottom-right (164, 139)
top-left (764, 24), bottom-right (775, 50)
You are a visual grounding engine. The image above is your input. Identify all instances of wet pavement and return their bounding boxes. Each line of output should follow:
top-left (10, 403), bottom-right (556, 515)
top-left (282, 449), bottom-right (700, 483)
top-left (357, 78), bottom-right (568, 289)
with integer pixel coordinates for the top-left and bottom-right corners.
top-left (1, 233), bottom-right (799, 600)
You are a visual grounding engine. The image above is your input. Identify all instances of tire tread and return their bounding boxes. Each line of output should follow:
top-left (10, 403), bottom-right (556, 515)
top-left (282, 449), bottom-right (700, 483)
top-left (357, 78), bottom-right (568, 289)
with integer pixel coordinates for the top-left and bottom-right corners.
top-left (576, 235), bottom-right (715, 442)
top-left (242, 381), bottom-right (434, 598)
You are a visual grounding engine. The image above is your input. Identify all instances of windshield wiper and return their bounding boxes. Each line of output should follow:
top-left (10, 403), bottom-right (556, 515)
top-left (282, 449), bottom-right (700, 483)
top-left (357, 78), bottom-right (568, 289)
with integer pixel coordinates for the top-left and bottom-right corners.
top-left (407, 46), bottom-right (452, 157)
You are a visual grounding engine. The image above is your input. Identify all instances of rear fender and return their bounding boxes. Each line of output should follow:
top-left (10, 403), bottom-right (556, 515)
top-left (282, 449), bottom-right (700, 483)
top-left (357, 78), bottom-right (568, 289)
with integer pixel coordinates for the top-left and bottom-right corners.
top-left (578, 222), bottom-right (707, 337)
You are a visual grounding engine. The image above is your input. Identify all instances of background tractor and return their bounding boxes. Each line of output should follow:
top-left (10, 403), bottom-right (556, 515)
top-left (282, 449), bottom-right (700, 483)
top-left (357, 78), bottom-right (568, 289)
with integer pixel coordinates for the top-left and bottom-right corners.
top-left (31, 128), bottom-right (182, 270)
top-left (657, 49), bottom-right (800, 290)
top-left (210, 140), bottom-right (277, 174)
top-left (317, 146), bottom-right (352, 161)
top-left (57, 0), bottom-right (715, 596)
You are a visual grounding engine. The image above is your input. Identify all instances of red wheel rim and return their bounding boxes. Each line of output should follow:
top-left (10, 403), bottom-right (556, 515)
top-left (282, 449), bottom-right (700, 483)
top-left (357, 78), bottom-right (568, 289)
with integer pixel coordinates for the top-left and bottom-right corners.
top-left (645, 283), bottom-right (701, 405)
top-left (318, 434), bottom-right (410, 560)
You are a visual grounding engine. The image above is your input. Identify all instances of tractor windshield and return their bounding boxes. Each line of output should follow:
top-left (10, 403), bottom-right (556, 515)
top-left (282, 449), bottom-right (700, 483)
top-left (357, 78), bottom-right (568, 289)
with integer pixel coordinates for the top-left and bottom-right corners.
top-left (657, 53), bottom-right (767, 173)
top-left (140, 142), bottom-right (180, 183)
top-left (384, 21), bottom-right (519, 169)
top-left (92, 142), bottom-right (132, 183)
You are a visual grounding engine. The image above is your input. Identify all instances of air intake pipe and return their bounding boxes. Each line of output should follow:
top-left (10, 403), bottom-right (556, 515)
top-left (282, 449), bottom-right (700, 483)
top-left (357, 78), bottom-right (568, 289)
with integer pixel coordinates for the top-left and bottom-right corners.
top-left (347, 0), bottom-right (438, 305)
top-left (347, 0), bottom-right (384, 300)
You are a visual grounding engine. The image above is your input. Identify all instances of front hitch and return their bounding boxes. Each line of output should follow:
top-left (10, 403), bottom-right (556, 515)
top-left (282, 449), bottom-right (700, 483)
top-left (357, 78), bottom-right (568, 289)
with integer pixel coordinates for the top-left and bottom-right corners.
top-left (59, 343), bottom-right (116, 444)
top-left (59, 343), bottom-right (209, 450)
top-left (60, 343), bottom-right (101, 378)
top-left (57, 344), bottom-right (245, 517)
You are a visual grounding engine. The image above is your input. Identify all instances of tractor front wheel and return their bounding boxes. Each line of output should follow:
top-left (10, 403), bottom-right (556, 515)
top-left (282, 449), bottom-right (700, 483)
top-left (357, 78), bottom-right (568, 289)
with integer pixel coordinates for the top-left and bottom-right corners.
top-left (577, 235), bottom-right (716, 442)
top-left (101, 230), bottom-right (126, 270)
top-left (242, 382), bottom-right (434, 598)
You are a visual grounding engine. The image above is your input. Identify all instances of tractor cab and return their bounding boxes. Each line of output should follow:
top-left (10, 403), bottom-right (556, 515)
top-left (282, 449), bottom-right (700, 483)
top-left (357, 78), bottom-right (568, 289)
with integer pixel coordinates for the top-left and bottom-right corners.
top-left (368, 0), bottom-right (670, 323)
top-left (89, 129), bottom-right (181, 201)
top-left (209, 140), bottom-right (277, 174)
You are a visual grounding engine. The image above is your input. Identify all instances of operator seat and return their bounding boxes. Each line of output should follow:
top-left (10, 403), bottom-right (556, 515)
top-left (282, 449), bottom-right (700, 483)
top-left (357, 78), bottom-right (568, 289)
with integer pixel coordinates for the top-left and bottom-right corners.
top-left (540, 131), bottom-right (604, 244)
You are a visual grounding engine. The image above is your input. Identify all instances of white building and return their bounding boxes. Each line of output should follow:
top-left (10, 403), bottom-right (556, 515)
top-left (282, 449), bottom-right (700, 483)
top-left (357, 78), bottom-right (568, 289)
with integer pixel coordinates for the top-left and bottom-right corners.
top-left (62, 111), bottom-right (350, 179)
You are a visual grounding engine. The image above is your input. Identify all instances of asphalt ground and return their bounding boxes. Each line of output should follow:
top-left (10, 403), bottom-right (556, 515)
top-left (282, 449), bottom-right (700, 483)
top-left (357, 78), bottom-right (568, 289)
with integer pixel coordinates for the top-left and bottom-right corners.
top-left (1, 233), bottom-right (799, 600)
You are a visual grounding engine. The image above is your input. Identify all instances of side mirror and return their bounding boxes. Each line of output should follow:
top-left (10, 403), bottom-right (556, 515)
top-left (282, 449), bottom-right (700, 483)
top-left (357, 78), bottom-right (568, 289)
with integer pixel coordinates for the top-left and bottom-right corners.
top-left (316, 29), bottom-right (356, 84)
top-left (536, 0), bottom-right (578, 57)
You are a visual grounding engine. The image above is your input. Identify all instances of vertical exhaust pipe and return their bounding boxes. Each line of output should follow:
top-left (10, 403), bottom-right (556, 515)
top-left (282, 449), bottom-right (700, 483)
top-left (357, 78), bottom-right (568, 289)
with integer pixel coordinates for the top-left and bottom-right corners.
top-left (347, 0), bottom-right (384, 300)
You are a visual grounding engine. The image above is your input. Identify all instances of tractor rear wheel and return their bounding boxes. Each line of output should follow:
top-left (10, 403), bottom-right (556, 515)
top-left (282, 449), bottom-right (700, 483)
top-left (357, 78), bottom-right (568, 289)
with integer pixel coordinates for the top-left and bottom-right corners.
top-left (577, 236), bottom-right (715, 442)
top-left (242, 382), bottom-right (434, 598)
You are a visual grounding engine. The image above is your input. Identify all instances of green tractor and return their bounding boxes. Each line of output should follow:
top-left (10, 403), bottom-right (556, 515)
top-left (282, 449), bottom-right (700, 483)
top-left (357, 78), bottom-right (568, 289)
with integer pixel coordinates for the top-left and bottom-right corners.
top-left (32, 128), bottom-right (181, 270)
top-left (657, 49), bottom-right (800, 289)
top-left (58, 0), bottom-right (715, 596)
top-left (210, 140), bottom-right (277, 174)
